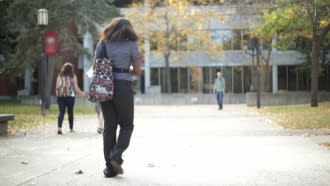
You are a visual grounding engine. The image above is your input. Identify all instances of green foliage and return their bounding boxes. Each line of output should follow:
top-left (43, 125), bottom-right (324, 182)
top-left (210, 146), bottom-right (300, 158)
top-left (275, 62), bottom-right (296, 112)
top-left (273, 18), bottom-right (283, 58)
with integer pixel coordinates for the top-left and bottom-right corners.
top-left (257, 0), bottom-right (330, 49)
top-left (0, 0), bottom-right (119, 78)
top-left (256, 3), bottom-right (308, 50)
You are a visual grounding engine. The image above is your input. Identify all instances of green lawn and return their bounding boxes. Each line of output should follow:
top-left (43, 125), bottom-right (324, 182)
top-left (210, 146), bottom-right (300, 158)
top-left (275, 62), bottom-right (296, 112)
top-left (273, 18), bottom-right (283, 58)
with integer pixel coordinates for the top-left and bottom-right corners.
top-left (0, 100), bottom-right (95, 134)
top-left (257, 102), bottom-right (330, 129)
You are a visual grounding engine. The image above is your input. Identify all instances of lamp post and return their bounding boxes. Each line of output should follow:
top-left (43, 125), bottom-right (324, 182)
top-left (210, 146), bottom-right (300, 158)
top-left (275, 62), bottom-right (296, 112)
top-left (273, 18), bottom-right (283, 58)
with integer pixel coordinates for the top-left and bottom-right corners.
top-left (37, 9), bottom-right (48, 117)
top-left (244, 36), bottom-right (261, 108)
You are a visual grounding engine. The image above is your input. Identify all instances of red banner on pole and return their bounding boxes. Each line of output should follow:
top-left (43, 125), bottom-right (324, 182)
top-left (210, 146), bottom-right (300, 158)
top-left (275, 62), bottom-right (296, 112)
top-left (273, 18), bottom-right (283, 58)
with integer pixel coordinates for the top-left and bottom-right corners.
top-left (44, 31), bottom-right (58, 56)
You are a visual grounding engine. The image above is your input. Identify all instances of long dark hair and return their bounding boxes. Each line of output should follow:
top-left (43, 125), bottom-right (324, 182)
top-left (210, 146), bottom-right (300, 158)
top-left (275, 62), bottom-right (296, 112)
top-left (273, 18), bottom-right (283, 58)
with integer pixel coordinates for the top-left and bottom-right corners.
top-left (100, 17), bottom-right (139, 42)
top-left (59, 63), bottom-right (74, 78)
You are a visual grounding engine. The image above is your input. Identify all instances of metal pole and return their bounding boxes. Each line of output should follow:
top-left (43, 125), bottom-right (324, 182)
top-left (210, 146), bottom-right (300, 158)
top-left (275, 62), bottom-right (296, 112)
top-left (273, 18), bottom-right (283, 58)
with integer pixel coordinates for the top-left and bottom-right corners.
top-left (45, 56), bottom-right (50, 109)
top-left (40, 28), bottom-right (46, 117)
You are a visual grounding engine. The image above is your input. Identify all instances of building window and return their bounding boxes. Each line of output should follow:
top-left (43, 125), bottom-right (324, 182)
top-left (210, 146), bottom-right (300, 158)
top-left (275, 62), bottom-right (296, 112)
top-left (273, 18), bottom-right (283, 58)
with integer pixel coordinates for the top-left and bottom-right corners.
top-left (297, 70), bottom-right (309, 90)
top-left (319, 64), bottom-right (328, 91)
top-left (189, 66), bottom-right (203, 93)
top-left (244, 66), bottom-right (252, 92)
top-left (232, 30), bottom-right (242, 50)
top-left (176, 33), bottom-right (188, 51)
top-left (222, 30), bottom-right (233, 50)
top-left (170, 68), bottom-right (179, 92)
top-left (151, 68), bottom-right (160, 86)
top-left (278, 66), bottom-right (287, 91)
top-left (210, 29), bottom-right (243, 50)
top-left (203, 67), bottom-right (211, 93)
top-left (209, 29), bottom-right (233, 50)
top-left (288, 66), bottom-right (297, 91)
top-left (180, 68), bottom-right (188, 93)
top-left (222, 67), bottom-right (232, 93)
top-left (233, 66), bottom-right (243, 93)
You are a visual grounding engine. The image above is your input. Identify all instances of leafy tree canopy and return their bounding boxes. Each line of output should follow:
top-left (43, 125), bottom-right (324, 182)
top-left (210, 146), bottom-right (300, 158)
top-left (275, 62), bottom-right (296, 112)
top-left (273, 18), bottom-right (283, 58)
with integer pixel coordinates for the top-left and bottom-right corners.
top-left (0, 0), bottom-right (119, 78)
top-left (256, 0), bottom-right (330, 50)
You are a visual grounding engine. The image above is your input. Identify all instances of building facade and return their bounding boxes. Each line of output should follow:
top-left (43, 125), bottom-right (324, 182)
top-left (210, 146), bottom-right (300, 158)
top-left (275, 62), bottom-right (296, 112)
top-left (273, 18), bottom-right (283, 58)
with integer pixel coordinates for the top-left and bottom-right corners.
top-left (121, 5), bottom-right (330, 95)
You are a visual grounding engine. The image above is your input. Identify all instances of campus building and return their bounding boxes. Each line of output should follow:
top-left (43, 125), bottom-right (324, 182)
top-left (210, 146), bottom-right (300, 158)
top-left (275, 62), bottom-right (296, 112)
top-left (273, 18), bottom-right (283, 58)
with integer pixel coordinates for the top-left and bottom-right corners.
top-left (119, 4), bottom-right (330, 95)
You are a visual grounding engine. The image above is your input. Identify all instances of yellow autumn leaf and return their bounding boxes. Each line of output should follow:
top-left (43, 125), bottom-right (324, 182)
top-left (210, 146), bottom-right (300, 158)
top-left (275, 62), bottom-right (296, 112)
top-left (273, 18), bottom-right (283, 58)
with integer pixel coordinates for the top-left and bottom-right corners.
top-left (320, 19), bottom-right (330, 27)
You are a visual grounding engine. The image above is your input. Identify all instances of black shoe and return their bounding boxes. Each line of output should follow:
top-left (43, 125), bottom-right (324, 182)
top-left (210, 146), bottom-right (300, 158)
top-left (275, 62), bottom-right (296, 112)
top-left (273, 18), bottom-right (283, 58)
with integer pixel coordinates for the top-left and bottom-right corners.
top-left (110, 160), bottom-right (124, 174)
top-left (57, 129), bottom-right (63, 135)
top-left (103, 167), bottom-right (117, 178)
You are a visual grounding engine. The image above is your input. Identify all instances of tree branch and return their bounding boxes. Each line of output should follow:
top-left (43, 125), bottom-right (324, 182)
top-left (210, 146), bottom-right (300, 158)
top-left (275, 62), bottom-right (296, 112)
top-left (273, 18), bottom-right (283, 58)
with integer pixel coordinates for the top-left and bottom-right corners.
top-left (319, 22), bottom-right (330, 41)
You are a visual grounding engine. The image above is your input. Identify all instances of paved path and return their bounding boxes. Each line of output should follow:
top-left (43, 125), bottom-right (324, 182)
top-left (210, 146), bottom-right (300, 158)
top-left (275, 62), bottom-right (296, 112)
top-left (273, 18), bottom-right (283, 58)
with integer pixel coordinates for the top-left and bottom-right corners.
top-left (1, 105), bottom-right (330, 186)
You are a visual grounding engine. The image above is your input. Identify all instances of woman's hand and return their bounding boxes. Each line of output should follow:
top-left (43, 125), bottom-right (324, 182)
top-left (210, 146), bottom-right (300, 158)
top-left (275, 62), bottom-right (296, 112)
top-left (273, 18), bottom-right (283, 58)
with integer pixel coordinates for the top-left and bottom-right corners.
top-left (72, 75), bottom-right (85, 96)
top-left (79, 91), bottom-right (85, 96)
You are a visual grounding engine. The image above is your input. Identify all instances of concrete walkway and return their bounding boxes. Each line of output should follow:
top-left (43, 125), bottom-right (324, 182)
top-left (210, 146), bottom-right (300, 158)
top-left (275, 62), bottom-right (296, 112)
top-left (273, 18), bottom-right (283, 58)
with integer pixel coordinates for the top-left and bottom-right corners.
top-left (0, 105), bottom-right (330, 186)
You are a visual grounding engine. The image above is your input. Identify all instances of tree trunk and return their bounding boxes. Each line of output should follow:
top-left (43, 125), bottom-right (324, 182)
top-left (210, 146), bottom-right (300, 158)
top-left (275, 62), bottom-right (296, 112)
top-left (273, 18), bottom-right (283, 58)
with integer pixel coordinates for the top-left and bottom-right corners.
top-left (164, 53), bottom-right (172, 93)
top-left (261, 66), bottom-right (272, 92)
top-left (310, 37), bottom-right (320, 107)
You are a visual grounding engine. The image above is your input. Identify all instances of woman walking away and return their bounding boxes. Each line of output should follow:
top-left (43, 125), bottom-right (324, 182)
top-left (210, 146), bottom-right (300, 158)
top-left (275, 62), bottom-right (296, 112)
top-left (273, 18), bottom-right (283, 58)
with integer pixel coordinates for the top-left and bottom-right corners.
top-left (93, 17), bottom-right (142, 178)
top-left (55, 63), bottom-right (85, 134)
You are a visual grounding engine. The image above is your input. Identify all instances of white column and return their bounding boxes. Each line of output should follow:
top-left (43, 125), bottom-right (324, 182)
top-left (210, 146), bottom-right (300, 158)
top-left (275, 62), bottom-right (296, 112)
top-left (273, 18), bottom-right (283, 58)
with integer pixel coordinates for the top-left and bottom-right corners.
top-left (144, 0), bottom-right (151, 93)
top-left (272, 64), bottom-right (278, 93)
top-left (144, 34), bottom-right (151, 93)
top-left (272, 36), bottom-right (278, 93)
top-left (82, 32), bottom-right (94, 92)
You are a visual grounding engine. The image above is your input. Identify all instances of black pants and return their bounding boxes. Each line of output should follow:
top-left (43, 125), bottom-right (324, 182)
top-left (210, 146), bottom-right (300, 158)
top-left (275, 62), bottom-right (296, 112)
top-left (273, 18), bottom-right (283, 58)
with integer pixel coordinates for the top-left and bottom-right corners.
top-left (57, 96), bottom-right (75, 129)
top-left (100, 80), bottom-right (134, 167)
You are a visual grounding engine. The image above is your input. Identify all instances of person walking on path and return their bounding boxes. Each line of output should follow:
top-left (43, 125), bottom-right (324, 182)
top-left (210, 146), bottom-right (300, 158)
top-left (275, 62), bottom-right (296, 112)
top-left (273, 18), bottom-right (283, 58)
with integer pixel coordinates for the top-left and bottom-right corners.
top-left (55, 63), bottom-right (85, 135)
top-left (95, 101), bottom-right (104, 134)
top-left (93, 17), bottom-right (142, 178)
top-left (213, 71), bottom-right (226, 110)
top-left (86, 68), bottom-right (104, 134)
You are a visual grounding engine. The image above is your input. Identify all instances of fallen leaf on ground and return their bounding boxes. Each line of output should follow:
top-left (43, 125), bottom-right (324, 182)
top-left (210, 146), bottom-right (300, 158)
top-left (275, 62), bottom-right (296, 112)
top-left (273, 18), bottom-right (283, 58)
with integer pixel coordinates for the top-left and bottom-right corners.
top-left (320, 143), bottom-right (330, 150)
top-left (75, 170), bottom-right (83, 174)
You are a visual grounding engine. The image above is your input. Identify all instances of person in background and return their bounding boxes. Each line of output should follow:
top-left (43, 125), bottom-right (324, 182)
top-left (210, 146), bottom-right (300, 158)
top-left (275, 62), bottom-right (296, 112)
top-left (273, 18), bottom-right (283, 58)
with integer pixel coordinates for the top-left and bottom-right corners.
top-left (93, 17), bottom-right (142, 178)
top-left (86, 67), bottom-right (104, 134)
top-left (95, 101), bottom-right (104, 134)
top-left (55, 63), bottom-right (85, 134)
top-left (213, 71), bottom-right (226, 110)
